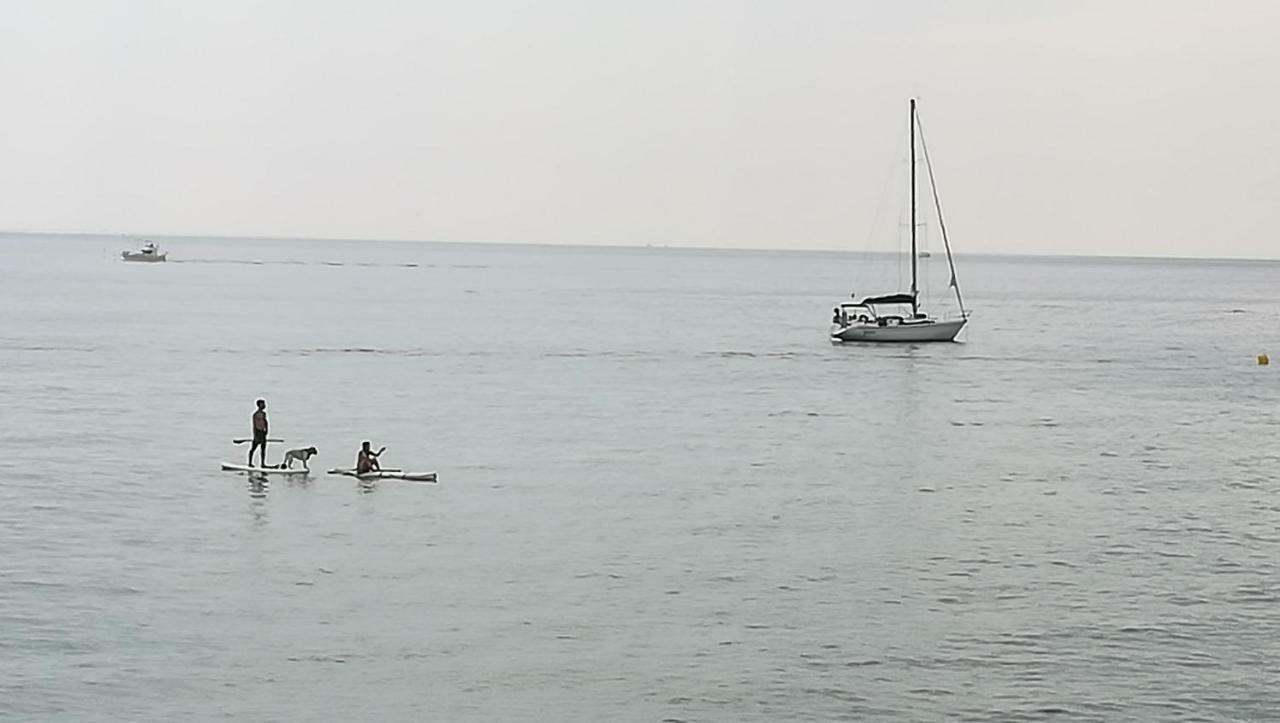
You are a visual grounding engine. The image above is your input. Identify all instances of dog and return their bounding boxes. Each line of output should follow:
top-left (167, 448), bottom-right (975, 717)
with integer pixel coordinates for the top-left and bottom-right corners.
top-left (280, 446), bottom-right (318, 470)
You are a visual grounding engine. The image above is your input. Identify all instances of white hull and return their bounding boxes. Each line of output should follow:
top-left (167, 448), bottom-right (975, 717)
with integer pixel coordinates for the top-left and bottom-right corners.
top-left (122, 251), bottom-right (166, 262)
top-left (832, 318), bottom-right (966, 343)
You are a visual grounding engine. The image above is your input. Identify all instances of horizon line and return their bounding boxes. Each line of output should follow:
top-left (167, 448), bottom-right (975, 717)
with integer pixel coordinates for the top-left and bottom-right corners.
top-left (2, 228), bottom-right (1276, 265)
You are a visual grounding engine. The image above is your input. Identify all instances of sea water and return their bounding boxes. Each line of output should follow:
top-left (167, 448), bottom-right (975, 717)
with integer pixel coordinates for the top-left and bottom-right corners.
top-left (1, 234), bottom-right (1278, 721)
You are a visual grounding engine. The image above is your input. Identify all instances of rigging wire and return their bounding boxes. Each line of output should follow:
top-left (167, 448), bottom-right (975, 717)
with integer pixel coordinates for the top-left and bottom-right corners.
top-left (860, 120), bottom-right (909, 297)
top-left (914, 110), bottom-right (967, 318)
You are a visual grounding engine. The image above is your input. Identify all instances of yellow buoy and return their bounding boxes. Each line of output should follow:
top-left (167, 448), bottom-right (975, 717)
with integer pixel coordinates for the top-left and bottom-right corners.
top-left (1260, 353), bottom-right (1270, 366)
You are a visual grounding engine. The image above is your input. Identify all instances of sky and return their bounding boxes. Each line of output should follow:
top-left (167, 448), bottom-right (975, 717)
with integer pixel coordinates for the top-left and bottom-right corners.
top-left (0, 0), bottom-right (1276, 258)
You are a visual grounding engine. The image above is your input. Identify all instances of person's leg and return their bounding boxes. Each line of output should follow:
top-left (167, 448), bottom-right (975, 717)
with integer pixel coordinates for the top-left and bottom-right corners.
top-left (259, 440), bottom-right (268, 468)
top-left (248, 440), bottom-right (260, 466)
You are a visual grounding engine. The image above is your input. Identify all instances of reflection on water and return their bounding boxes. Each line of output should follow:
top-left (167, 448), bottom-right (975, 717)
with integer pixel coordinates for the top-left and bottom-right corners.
top-left (245, 475), bottom-right (269, 528)
top-left (245, 474), bottom-right (269, 498)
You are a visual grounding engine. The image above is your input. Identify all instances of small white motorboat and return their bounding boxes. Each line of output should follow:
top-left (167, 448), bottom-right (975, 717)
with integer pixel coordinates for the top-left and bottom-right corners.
top-left (122, 241), bottom-right (167, 262)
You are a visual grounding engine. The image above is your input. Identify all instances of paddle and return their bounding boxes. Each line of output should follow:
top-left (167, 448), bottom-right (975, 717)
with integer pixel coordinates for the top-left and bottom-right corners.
top-left (232, 437), bottom-right (284, 444)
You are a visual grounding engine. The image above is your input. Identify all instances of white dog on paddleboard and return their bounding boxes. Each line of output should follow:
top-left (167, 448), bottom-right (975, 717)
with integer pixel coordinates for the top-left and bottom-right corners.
top-left (279, 446), bottom-right (318, 470)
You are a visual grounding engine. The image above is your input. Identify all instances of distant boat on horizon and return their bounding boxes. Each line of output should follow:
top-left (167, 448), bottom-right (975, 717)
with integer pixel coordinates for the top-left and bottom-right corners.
top-left (121, 239), bottom-right (167, 262)
top-left (830, 98), bottom-right (967, 343)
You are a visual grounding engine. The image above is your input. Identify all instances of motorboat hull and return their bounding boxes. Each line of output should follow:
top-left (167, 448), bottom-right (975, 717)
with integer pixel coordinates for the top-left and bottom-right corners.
top-left (832, 317), bottom-right (966, 343)
top-left (122, 251), bottom-right (166, 262)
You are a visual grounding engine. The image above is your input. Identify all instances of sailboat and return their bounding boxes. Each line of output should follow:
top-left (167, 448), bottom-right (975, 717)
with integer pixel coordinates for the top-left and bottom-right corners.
top-left (830, 99), bottom-right (967, 343)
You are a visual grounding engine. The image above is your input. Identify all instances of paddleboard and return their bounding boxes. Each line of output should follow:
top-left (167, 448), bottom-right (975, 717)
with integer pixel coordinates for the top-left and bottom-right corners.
top-left (326, 468), bottom-right (437, 483)
top-left (221, 462), bottom-right (310, 475)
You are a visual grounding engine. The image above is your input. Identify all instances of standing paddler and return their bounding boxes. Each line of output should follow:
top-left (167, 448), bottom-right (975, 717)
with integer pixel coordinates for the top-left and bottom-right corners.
top-left (248, 399), bottom-right (269, 467)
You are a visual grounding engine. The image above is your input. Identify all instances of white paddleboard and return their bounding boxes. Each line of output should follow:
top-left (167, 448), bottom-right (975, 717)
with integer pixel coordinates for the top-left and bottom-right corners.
top-left (221, 462), bottom-right (310, 475)
top-left (326, 468), bottom-right (437, 483)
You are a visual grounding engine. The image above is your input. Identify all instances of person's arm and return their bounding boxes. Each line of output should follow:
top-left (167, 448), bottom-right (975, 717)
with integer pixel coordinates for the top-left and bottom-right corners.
top-left (375, 446), bottom-right (386, 457)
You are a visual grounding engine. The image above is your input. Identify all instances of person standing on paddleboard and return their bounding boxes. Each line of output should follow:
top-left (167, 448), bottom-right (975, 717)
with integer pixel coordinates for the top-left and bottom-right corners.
top-left (248, 399), bottom-right (269, 467)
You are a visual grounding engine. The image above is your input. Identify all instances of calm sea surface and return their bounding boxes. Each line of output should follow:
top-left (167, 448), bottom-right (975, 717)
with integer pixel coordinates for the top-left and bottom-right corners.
top-left (2, 233), bottom-right (1279, 721)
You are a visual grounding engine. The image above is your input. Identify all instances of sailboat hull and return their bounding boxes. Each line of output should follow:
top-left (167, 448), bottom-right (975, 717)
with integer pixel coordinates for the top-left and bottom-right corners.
top-left (831, 318), bottom-right (966, 343)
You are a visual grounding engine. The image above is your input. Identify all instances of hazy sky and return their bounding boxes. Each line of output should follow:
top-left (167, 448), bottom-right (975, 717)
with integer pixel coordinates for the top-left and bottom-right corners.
top-left (1, 1), bottom-right (1276, 257)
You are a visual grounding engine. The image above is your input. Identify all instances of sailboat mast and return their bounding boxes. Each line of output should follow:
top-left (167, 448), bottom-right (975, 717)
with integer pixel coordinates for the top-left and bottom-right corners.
top-left (909, 98), bottom-right (918, 316)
